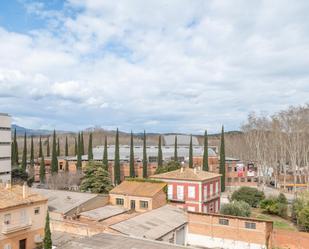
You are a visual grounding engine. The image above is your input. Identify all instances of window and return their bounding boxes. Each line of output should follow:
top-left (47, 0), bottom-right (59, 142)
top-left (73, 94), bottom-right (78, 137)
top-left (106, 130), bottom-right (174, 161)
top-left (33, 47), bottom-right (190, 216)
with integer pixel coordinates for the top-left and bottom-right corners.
top-left (215, 182), bottom-right (219, 194)
top-left (168, 184), bottom-right (173, 199)
top-left (247, 178), bottom-right (252, 182)
top-left (209, 183), bottom-right (213, 196)
top-left (3, 244), bottom-right (11, 249)
top-left (254, 178), bottom-right (258, 182)
top-left (187, 206), bottom-right (195, 212)
top-left (241, 178), bottom-right (246, 182)
top-left (177, 185), bottom-right (184, 200)
top-left (34, 207), bottom-right (40, 215)
top-left (116, 198), bottom-right (124, 205)
top-left (148, 156), bottom-right (157, 163)
top-left (228, 167), bottom-right (232, 172)
top-left (4, 214), bottom-right (11, 225)
top-left (203, 185), bottom-right (208, 200)
top-left (234, 177), bottom-right (239, 182)
top-left (219, 218), bottom-right (229, 226)
top-left (245, 222), bottom-right (256, 229)
top-left (188, 186), bottom-right (195, 199)
top-left (215, 200), bottom-right (219, 212)
top-left (140, 201), bottom-right (148, 209)
top-left (227, 177), bottom-right (232, 183)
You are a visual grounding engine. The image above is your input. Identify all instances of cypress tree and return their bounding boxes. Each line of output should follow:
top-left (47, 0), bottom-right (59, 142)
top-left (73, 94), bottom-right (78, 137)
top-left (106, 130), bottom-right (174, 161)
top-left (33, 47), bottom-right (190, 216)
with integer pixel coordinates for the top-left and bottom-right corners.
top-left (39, 150), bottom-right (45, 183)
top-left (142, 130), bottom-right (148, 178)
top-left (51, 130), bottom-right (58, 173)
top-left (11, 128), bottom-right (17, 166)
top-left (74, 137), bottom-right (77, 156)
top-left (57, 138), bottom-right (60, 157)
top-left (189, 134), bottom-right (193, 168)
top-left (65, 136), bottom-right (68, 156)
top-left (203, 130), bottom-right (209, 171)
top-left (114, 129), bottom-right (120, 185)
top-left (88, 133), bottom-right (93, 161)
top-left (76, 132), bottom-right (82, 170)
top-left (80, 131), bottom-right (84, 155)
top-left (30, 135), bottom-right (34, 168)
top-left (39, 136), bottom-right (42, 158)
top-left (157, 135), bottom-right (163, 168)
top-left (103, 136), bottom-right (108, 171)
top-left (174, 135), bottom-right (178, 162)
top-left (129, 131), bottom-right (135, 178)
top-left (43, 212), bottom-right (52, 249)
top-left (11, 140), bottom-right (14, 166)
top-left (21, 132), bottom-right (27, 171)
top-left (14, 129), bottom-right (19, 166)
top-left (219, 126), bottom-right (226, 192)
top-left (46, 137), bottom-right (50, 157)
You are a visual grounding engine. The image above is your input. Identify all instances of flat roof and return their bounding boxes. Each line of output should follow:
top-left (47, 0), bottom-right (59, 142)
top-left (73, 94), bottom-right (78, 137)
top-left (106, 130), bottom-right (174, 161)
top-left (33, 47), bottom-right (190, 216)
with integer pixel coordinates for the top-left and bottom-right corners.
top-left (57, 233), bottom-right (190, 249)
top-left (110, 180), bottom-right (166, 198)
top-left (80, 205), bottom-right (127, 221)
top-left (110, 205), bottom-right (187, 240)
top-left (0, 185), bottom-right (47, 210)
top-left (150, 167), bottom-right (221, 182)
top-left (32, 188), bottom-right (98, 214)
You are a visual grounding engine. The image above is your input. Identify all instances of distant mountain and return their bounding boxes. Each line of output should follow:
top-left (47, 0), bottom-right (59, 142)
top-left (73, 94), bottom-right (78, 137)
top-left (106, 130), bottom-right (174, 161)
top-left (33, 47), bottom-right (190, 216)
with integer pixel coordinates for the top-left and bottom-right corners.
top-left (12, 124), bottom-right (72, 136)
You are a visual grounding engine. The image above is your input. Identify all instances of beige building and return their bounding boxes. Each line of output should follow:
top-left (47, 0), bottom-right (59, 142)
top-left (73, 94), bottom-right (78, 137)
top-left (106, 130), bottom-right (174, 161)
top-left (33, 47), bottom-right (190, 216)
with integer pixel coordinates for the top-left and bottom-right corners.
top-left (0, 184), bottom-right (48, 249)
top-left (0, 113), bottom-right (11, 183)
top-left (109, 180), bottom-right (167, 212)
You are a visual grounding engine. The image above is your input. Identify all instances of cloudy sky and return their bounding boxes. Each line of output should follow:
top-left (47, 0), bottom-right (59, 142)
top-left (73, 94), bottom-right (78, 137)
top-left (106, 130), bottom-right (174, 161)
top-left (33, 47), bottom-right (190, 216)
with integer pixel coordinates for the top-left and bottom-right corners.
top-left (0, 0), bottom-right (308, 133)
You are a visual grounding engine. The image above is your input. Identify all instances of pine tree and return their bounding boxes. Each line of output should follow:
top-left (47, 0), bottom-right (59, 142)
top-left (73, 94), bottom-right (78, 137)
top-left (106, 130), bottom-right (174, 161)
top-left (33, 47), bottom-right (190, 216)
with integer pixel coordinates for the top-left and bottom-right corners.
top-left (80, 131), bottom-right (84, 155)
top-left (103, 136), bottom-right (108, 171)
top-left (46, 137), bottom-right (50, 157)
top-left (129, 131), bottom-right (135, 178)
top-left (203, 130), bottom-right (209, 171)
top-left (157, 135), bottom-right (163, 168)
top-left (142, 130), bottom-right (148, 178)
top-left (21, 132), bottom-right (27, 171)
top-left (65, 136), bottom-right (69, 156)
top-left (39, 136), bottom-right (43, 158)
top-left (88, 132), bottom-right (93, 161)
top-left (51, 130), bottom-right (58, 174)
top-left (57, 138), bottom-right (60, 156)
top-left (220, 126), bottom-right (226, 192)
top-left (189, 134), bottom-right (193, 168)
top-left (30, 135), bottom-right (34, 169)
top-left (174, 135), bottom-right (178, 162)
top-left (76, 132), bottom-right (82, 170)
top-left (43, 212), bottom-right (52, 249)
top-left (39, 150), bottom-right (46, 183)
top-left (74, 137), bottom-right (77, 156)
top-left (114, 129), bottom-right (120, 185)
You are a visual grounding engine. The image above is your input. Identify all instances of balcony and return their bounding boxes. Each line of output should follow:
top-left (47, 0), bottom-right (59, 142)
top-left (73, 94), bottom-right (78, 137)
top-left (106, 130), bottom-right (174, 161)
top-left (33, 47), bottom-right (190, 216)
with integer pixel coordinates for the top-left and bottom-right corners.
top-left (203, 193), bottom-right (220, 202)
top-left (2, 218), bottom-right (32, 234)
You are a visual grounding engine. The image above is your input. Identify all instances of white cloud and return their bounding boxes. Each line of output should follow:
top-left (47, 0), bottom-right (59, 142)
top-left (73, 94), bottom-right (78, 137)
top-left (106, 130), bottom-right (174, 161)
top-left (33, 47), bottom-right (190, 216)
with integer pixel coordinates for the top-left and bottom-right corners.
top-left (0, 0), bottom-right (308, 133)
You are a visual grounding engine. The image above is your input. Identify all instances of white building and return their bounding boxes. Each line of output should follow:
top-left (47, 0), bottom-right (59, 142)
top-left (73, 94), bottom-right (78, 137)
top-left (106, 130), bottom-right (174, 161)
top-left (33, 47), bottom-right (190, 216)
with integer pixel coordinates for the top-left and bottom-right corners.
top-left (0, 113), bottom-right (11, 183)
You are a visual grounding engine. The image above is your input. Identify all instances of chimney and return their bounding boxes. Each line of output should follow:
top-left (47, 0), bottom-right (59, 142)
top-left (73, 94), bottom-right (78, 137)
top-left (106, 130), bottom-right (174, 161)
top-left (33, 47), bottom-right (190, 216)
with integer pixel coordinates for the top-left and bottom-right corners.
top-left (180, 166), bottom-right (184, 173)
top-left (23, 182), bottom-right (28, 199)
top-left (194, 167), bottom-right (197, 174)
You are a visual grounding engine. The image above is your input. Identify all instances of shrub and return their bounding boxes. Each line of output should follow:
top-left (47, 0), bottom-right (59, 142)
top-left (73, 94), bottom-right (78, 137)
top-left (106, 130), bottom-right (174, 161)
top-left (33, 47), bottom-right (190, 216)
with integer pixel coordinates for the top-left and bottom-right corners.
top-left (292, 191), bottom-right (309, 231)
top-left (231, 187), bottom-right (265, 207)
top-left (260, 194), bottom-right (288, 218)
top-left (220, 200), bottom-right (251, 217)
top-left (155, 161), bottom-right (181, 174)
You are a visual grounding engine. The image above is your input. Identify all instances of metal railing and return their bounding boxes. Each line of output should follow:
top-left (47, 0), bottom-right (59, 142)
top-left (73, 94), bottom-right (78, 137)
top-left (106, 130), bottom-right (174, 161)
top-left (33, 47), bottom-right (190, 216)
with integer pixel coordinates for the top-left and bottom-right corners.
top-left (2, 218), bottom-right (32, 234)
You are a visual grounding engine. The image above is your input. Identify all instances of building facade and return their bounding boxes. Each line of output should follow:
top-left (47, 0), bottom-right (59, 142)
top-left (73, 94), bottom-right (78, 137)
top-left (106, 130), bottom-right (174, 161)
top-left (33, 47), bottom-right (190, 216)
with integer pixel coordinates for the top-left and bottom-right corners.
top-left (150, 167), bottom-right (221, 213)
top-left (0, 184), bottom-right (48, 249)
top-left (0, 114), bottom-right (11, 183)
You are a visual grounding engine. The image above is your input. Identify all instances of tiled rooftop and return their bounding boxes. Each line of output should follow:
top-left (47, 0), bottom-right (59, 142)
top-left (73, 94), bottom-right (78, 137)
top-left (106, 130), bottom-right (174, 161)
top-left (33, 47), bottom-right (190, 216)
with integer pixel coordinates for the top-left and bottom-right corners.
top-left (110, 180), bottom-right (166, 197)
top-left (150, 167), bottom-right (221, 181)
top-left (0, 185), bottom-right (47, 210)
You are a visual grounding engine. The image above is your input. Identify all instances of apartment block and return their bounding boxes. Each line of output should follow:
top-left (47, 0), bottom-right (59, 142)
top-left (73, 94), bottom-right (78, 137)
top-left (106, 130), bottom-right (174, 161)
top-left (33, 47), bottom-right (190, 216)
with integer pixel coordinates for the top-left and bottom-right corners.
top-left (150, 167), bottom-right (221, 213)
top-left (0, 184), bottom-right (48, 249)
top-left (0, 113), bottom-right (11, 183)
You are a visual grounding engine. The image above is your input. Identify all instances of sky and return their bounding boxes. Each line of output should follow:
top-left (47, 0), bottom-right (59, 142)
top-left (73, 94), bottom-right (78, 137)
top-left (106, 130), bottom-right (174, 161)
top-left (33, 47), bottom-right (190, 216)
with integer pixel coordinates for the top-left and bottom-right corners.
top-left (0, 0), bottom-right (308, 133)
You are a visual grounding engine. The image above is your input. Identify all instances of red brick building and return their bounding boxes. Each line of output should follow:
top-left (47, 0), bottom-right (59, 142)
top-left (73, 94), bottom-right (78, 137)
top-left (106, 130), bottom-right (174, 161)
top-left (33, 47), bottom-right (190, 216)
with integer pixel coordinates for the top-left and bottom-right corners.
top-left (150, 167), bottom-right (221, 213)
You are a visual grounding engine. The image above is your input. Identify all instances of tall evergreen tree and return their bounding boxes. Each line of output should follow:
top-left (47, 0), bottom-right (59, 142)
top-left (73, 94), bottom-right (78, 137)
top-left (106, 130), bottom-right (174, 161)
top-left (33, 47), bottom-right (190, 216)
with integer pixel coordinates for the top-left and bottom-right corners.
top-left (142, 130), bottom-right (148, 178)
top-left (88, 132), bottom-right (93, 160)
top-left (76, 132), bottom-right (82, 170)
top-left (174, 135), bottom-right (178, 162)
top-left (57, 138), bottom-right (60, 156)
top-left (203, 130), bottom-right (209, 171)
top-left (114, 129), bottom-right (120, 185)
top-left (51, 130), bottom-right (58, 174)
top-left (189, 134), bottom-right (193, 168)
top-left (39, 136), bottom-right (43, 158)
top-left (103, 136), bottom-right (108, 171)
top-left (219, 126), bottom-right (226, 192)
top-left (46, 137), bottom-right (50, 157)
top-left (129, 131), bottom-right (135, 178)
top-left (157, 135), bottom-right (163, 168)
top-left (12, 128), bottom-right (18, 166)
top-left (43, 212), bottom-right (52, 249)
top-left (39, 149), bottom-right (46, 183)
top-left (21, 132), bottom-right (27, 171)
top-left (80, 131), bottom-right (84, 155)
top-left (65, 136), bottom-right (69, 156)
top-left (74, 137), bottom-right (77, 156)
top-left (30, 135), bottom-right (34, 168)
